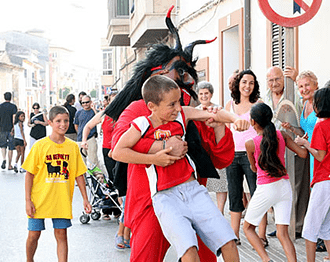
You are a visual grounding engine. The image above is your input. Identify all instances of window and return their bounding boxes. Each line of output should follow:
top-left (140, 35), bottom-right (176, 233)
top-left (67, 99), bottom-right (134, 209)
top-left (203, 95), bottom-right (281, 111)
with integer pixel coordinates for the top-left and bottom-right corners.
top-left (117, 0), bottom-right (129, 16)
top-left (103, 49), bottom-right (113, 75)
top-left (271, 23), bottom-right (285, 70)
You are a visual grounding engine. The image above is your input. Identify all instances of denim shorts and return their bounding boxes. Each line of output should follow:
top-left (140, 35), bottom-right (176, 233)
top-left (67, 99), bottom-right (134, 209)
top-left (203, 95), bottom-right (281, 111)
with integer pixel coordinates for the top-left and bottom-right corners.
top-left (0, 131), bottom-right (15, 150)
top-left (226, 152), bottom-right (257, 212)
top-left (28, 218), bottom-right (72, 231)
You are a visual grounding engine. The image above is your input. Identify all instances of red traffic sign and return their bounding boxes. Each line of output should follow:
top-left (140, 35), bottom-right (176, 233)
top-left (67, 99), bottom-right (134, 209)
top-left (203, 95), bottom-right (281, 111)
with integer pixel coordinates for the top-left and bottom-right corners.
top-left (258, 0), bottom-right (322, 27)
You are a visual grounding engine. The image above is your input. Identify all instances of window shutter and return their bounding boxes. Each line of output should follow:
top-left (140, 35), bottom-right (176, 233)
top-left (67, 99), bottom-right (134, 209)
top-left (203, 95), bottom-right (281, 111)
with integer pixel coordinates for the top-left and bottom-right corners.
top-left (271, 23), bottom-right (285, 71)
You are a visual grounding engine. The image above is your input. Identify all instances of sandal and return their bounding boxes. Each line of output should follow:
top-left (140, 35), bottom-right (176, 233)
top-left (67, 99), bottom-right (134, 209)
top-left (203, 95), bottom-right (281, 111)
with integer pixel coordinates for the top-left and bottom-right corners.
top-left (235, 238), bottom-right (241, 245)
top-left (115, 234), bottom-right (125, 250)
top-left (124, 238), bottom-right (130, 248)
top-left (260, 237), bottom-right (269, 248)
top-left (103, 214), bottom-right (111, 220)
top-left (316, 238), bottom-right (327, 252)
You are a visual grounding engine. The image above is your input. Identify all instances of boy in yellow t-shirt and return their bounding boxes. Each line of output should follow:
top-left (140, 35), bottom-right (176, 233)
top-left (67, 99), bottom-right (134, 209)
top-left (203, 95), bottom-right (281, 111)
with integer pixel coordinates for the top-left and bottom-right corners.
top-left (23, 106), bottom-right (91, 262)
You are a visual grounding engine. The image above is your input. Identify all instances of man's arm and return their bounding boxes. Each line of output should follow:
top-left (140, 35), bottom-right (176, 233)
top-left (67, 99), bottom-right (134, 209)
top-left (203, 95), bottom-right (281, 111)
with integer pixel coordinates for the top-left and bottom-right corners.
top-left (81, 111), bottom-right (104, 149)
top-left (112, 125), bottom-right (180, 167)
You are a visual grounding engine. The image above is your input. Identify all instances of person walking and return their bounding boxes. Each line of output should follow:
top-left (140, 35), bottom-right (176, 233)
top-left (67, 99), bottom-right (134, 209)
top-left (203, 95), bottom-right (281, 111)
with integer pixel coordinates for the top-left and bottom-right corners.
top-left (74, 95), bottom-right (98, 167)
top-left (63, 94), bottom-right (77, 141)
top-left (13, 111), bottom-right (27, 173)
top-left (28, 103), bottom-right (48, 149)
top-left (0, 92), bottom-right (17, 171)
top-left (23, 106), bottom-right (91, 262)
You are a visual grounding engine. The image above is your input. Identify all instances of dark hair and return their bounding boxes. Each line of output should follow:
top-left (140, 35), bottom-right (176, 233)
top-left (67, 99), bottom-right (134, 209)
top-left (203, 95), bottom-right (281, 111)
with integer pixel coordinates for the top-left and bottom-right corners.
top-left (4, 92), bottom-right (11, 101)
top-left (142, 75), bottom-right (179, 105)
top-left (32, 102), bottom-right (40, 109)
top-left (49, 106), bottom-right (69, 121)
top-left (14, 111), bottom-right (25, 125)
top-left (104, 95), bottom-right (109, 101)
top-left (231, 69), bottom-right (260, 104)
top-left (78, 91), bottom-right (87, 97)
top-left (250, 103), bottom-right (287, 178)
top-left (313, 88), bottom-right (330, 118)
top-left (64, 94), bottom-right (75, 107)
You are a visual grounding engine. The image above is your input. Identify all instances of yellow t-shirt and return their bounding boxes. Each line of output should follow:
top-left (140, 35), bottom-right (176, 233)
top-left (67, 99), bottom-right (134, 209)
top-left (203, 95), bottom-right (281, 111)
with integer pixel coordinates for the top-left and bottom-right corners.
top-left (22, 137), bottom-right (87, 219)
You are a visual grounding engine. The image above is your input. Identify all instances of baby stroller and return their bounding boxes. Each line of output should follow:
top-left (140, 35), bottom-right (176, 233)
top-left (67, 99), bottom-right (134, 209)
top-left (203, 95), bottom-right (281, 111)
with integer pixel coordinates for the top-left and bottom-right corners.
top-left (79, 149), bottom-right (122, 224)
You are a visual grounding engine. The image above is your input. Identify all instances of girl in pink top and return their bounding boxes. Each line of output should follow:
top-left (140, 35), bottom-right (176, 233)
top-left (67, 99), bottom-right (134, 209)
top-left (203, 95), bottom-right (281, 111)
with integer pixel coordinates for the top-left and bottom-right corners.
top-left (244, 103), bottom-right (307, 262)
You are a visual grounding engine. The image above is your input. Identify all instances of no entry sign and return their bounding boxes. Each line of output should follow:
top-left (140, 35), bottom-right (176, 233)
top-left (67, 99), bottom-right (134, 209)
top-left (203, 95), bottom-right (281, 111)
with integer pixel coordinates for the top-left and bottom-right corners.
top-left (258, 0), bottom-right (322, 27)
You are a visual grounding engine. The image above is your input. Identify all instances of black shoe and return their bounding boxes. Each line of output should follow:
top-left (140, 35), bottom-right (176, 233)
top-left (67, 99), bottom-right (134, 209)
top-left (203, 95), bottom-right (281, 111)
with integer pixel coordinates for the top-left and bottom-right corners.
top-left (316, 238), bottom-right (327, 252)
top-left (13, 166), bottom-right (18, 173)
top-left (267, 230), bottom-right (277, 237)
top-left (1, 160), bottom-right (6, 169)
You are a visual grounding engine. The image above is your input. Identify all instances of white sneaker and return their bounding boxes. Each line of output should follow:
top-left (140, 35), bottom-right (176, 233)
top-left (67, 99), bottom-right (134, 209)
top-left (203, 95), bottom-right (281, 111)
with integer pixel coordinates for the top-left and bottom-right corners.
top-left (19, 168), bottom-right (26, 173)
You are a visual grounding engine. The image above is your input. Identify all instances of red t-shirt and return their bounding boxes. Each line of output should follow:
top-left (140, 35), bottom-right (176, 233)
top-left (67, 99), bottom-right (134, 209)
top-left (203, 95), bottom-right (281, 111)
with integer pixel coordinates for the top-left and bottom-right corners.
top-left (132, 111), bottom-right (194, 196)
top-left (102, 115), bottom-right (115, 149)
top-left (310, 118), bottom-right (330, 187)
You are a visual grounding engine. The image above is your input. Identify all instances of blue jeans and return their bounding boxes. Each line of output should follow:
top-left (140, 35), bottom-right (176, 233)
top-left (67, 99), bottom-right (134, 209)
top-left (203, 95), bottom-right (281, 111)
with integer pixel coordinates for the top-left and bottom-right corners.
top-left (226, 152), bottom-right (257, 212)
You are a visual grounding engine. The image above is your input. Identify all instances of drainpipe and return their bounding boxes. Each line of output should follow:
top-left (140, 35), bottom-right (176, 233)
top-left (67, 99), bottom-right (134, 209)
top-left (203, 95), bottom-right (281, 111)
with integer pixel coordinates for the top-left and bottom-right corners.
top-left (244, 0), bottom-right (251, 69)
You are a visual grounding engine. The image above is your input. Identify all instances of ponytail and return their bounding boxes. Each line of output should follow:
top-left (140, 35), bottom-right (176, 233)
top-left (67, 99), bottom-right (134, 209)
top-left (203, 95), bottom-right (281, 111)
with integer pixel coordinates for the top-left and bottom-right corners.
top-left (258, 122), bottom-right (286, 177)
top-left (251, 103), bottom-right (286, 178)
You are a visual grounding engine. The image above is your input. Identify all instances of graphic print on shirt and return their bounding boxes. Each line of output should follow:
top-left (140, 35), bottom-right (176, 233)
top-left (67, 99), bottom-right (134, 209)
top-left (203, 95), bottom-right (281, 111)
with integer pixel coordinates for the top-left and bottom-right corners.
top-left (154, 129), bottom-right (171, 140)
top-left (45, 153), bottom-right (70, 182)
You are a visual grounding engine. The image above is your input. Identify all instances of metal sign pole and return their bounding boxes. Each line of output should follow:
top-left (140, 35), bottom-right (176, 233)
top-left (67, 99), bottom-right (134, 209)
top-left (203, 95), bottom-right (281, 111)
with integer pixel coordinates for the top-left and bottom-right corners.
top-left (284, 27), bottom-right (296, 241)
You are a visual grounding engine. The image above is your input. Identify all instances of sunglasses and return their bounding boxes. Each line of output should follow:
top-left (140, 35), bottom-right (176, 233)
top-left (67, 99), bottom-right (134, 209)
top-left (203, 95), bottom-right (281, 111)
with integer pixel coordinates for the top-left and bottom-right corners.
top-left (81, 101), bottom-right (91, 105)
top-left (33, 107), bottom-right (39, 109)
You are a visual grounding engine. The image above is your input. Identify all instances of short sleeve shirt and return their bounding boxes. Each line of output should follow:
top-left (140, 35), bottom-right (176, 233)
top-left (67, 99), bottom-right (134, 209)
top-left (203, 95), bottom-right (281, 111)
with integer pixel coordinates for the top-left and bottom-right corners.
top-left (0, 102), bottom-right (17, 132)
top-left (22, 137), bottom-right (87, 218)
top-left (310, 118), bottom-right (330, 187)
top-left (73, 109), bottom-right (96, 142)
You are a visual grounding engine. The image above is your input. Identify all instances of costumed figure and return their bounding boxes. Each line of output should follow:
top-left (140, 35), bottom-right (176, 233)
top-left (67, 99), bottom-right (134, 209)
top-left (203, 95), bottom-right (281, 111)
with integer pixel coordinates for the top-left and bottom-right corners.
top-left (105, 6), bottom-right (235, 262)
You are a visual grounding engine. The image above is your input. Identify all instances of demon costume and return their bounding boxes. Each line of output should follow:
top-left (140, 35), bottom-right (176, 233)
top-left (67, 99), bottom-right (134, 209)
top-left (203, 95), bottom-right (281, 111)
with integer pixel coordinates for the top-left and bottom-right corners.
top-left (105, 6), bottom-right (235, 262)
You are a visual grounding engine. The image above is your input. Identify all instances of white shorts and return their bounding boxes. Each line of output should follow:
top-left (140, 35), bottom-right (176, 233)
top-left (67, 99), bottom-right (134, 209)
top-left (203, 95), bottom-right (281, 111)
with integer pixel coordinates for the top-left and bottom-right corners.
top-left (302, 180), bottom-right (330, 243)
top-left (152, 180), bottom-right (236, 261)
top-left (245, 179), bottom-right (292, 226)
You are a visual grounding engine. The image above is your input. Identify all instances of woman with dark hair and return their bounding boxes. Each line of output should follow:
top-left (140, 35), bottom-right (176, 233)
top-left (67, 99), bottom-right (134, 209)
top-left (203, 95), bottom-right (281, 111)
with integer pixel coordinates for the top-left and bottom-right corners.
top-left (244, 103), bottom-right (307, 262)
top-left (27, 102), bottom-right (48, 149)
top-left (63, 94), bottom-right (77, 141)
top-left (224, 69), bottom-right (263, 245)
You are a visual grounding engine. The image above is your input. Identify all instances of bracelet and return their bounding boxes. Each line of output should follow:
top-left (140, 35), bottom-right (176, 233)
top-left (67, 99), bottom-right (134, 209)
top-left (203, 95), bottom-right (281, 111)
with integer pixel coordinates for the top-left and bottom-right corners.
top-left (162, 140), bottom-right (166, 150)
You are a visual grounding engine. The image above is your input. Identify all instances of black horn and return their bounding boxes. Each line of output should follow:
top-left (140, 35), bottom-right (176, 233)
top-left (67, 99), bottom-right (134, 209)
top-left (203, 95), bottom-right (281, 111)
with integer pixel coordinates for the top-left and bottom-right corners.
top-left (165, 5), bottom-right (182, 51)
top-left (184, 37), bottom-right (217, 61)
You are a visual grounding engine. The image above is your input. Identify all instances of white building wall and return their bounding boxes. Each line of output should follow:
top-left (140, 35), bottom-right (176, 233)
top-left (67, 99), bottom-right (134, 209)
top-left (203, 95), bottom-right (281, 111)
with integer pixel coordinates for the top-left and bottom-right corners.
top-left (298, 1), bottom-right (330, 87)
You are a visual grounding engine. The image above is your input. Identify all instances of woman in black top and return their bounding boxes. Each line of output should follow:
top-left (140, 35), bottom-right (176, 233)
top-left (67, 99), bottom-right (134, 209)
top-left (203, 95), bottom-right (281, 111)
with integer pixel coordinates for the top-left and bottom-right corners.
top-left (27, 102), bottom-right (48, 149)
top-left (63, 94), bottom-right (77, 141)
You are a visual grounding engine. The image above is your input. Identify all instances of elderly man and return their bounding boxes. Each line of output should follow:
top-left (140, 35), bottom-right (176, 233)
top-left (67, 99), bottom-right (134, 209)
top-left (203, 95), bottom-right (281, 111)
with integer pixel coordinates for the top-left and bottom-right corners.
top-left (264, 65), bottom-right (309, 238)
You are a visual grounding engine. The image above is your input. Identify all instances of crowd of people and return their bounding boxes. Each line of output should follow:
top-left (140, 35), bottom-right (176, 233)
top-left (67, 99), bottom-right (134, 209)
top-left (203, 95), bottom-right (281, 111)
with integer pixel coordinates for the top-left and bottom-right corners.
top-left (0, 61), bottom-right (329, 262)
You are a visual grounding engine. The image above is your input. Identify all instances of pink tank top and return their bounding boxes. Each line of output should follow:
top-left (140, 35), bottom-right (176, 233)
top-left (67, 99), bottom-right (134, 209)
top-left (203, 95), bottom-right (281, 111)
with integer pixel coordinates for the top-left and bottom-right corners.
top-left (229, 100), bottom-right (258, 151)
top-left (253, 130), bottom-right (289, 185)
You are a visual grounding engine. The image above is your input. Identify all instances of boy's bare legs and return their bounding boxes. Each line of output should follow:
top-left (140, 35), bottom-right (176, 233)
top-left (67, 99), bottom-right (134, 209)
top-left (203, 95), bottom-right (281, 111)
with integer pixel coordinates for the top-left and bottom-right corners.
top-left (243, 221), bottom-right (270, 262)
top-left (26, 230), bottom-right (41, 262)
top-left (54, 228), bottom-right (68, 262)
top-left (305, 239), bottom-right (316, 262)
top-left (216, 192), bottom-right (227, 215)
top-left (276, 224), bottom-right (297, 262)
top-left (181, 246), bottom-right (200, 262)
top-left (221, 240), bottom-right (240, 261)
top-left (8, 149), bottom-right (13, 169)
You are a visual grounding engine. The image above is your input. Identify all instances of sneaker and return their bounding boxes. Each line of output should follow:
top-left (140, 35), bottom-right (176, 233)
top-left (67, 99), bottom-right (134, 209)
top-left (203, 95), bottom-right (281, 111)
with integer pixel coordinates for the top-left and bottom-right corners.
top-left (1, 160), bottom-right (6, 169)
top-left (20, 168), bottom-right (26, 173)
top-left (13, 166), bottom-right (18, 173)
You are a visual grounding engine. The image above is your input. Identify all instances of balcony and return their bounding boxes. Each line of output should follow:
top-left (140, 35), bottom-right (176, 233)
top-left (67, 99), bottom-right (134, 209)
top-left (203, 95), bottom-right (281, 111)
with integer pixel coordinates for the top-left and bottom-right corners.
top-left (129, 0), bottom-right (176, 48)
top-left (107, 0), bottom-right (130, 46)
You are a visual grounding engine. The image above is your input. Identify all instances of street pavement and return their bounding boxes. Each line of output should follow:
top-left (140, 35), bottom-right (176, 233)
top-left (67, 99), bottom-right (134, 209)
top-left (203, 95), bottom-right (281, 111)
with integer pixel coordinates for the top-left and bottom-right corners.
top-left (0, 125), bottom-right (326, 261)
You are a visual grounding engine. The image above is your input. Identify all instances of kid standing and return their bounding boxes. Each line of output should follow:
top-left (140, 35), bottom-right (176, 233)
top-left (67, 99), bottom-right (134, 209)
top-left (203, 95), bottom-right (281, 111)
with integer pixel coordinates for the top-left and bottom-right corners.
top-left (112, 75), bottom-right (250, 262)
top-left (295, 87), bottom-right (330, 262)
top-left (244, 103), bottom-right (307, 262)
top-left (13, 111), bottom-right (27, 173)
top-left (23, 106), bottom-right (91, 262)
